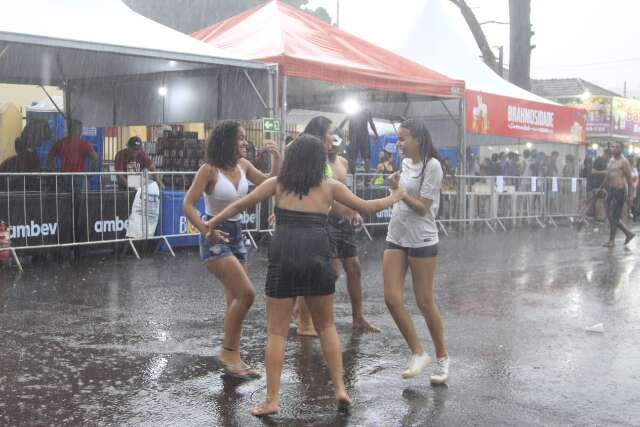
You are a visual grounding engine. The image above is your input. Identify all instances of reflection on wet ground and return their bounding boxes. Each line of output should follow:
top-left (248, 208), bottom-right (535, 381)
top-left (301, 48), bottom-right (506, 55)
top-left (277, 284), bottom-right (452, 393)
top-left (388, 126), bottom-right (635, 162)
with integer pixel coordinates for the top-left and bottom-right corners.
top-left (1, 227), bottom-right (639, 425)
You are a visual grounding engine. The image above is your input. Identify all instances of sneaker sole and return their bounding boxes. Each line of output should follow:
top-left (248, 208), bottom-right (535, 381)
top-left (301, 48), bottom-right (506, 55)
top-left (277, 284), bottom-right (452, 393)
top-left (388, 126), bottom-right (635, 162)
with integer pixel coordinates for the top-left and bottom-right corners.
top-left (401, 360), bottom-right (432, 379)
top-left (430, 377), bottom-right (448, 385)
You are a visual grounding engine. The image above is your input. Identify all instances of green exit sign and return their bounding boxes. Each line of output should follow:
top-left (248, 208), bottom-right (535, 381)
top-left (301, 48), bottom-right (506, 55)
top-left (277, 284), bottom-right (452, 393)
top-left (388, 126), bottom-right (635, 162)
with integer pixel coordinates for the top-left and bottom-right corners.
top-left (263, 118), bottom-right (281, 132)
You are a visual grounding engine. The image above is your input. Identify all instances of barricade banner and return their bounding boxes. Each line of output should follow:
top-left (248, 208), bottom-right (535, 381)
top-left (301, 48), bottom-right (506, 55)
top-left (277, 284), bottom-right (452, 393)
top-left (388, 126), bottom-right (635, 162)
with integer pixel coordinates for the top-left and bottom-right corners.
top-left (127, 182), bottom-right (161, 239)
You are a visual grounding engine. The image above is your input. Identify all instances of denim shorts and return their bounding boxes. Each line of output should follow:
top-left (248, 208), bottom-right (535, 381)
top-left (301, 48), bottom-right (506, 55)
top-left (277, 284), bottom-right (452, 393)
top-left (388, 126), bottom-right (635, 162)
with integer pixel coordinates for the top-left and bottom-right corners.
top-left (199, 219), bottom-right (247, 264)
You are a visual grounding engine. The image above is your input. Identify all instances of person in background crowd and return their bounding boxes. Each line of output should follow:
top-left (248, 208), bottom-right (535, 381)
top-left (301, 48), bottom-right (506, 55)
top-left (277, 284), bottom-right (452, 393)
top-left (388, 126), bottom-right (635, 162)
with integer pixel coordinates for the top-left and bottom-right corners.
top-left (377, 150), bottom-right (395, 174)
top-left (245, 140), bottom-right (257, 165)
top-left (498, 152), bottom-right (508, 175)
top-left (384, 119), bottom-right (449, 386)
top-left (183, 121), bottom-right (281, 379)
top-left (114, 136), bottom-right (162, 190)
top-left (0, 137), bottom-right (40, 192)
top-left (490, 153), bottom-right (501, 176)
top-left (504, 152), bottom-right (520, 176)
top-left (581, 157), bottom-right (593, 189)
top-left (562, 154), bottom-right (576, 177)
top-left (591, 149), bottom-right (611, 221)
top-left (471, 155), bottom-right (481, 176)
top-left (521, 150), bottom-right (531, 176)
top-left (602, 142), bottom-right (635, 247)
top-left (47, 120), bottom-right (98, 176)
top-left (480, 158), bottom-right (491, 176)
top-left (296, 116), bottom-right (381, 335)
top-left (547, 151), bottom-right (560, 177)
top-left (630, 157), bottom-right (639, 221)
top-left (339, 110), bottom-right (379, 174)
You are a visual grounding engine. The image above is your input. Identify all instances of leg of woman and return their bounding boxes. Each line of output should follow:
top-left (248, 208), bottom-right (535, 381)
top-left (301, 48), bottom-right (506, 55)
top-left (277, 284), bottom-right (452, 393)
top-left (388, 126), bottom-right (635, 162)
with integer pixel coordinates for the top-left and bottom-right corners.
top-left (409, 255), bottom-right (449, 384)
top-left (295, 297), bottom-right (318, 337)
top-left (304, 294), bottom-right (351, 407)
top-left (383, 249), bottom-right (422, 354)
top-left (408, 256), bottom-right (446, 358)
top-left (252, 297), bottom-right (296, 417)
top-left (207, 257), bottom-right (256, 373)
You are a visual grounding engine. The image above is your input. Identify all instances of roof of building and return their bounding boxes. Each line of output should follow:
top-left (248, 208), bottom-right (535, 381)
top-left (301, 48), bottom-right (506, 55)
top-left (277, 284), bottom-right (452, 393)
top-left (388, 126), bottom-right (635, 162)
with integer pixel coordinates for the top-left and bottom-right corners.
top-left (531, 78), bottom-right (621, 98)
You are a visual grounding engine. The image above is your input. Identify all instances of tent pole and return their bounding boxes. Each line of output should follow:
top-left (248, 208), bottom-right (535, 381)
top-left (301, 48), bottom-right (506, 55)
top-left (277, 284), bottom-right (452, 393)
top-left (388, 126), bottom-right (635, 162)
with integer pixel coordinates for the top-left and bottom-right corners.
top-left (63, 82), bottom-right (72, 136)
top-left (456, 96), bottom-right (467, 230)
top-left (280, 75), bottom-right (288, 151)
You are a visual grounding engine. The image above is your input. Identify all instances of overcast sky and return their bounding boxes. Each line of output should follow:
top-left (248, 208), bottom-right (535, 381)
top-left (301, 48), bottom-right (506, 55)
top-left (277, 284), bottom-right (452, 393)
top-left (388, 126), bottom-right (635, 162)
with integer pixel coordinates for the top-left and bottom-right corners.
top-left (307, 0), bottom-right (640, 97)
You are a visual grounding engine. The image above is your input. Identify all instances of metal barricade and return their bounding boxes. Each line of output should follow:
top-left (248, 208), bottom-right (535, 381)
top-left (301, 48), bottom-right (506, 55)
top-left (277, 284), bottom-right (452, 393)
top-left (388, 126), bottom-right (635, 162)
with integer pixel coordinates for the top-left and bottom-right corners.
top-left (541, 176), bottom-right (586, 227)
top-left (0, 170), bottom-right (266, 270)
top-left (0, 169), bottom-right (589, 270)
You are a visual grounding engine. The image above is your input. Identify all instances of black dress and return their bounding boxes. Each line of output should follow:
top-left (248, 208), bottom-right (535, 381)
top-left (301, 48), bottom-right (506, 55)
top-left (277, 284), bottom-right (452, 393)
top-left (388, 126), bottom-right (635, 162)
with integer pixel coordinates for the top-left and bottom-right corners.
top-left (265, 207), bottom-right (337, 298)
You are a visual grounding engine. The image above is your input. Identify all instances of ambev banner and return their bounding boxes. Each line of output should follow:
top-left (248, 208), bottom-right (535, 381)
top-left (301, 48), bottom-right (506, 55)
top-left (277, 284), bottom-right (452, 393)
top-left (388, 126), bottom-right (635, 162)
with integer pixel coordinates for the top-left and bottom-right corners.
top-left (611, 97), bottom-right (640, 138)
top-left (466, 90), bottom-right (587, 144)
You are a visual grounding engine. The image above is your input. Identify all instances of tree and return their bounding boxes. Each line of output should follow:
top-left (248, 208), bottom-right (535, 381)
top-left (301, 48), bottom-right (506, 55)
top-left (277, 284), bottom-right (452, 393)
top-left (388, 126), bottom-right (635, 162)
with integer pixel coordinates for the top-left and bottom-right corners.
top-left (449, 0), bottom-right (533, 90)
top-left (125, 0), bottom-right (331, 34)
top-left (448, 0), bottom-right (498, 73)
top-left (508, 0), bottom-right (533, 90)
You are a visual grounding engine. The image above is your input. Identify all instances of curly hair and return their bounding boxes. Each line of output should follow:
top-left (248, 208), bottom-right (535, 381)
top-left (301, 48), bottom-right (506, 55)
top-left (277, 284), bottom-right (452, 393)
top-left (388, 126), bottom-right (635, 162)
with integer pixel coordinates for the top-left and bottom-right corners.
top-left (278, 134), bottom-right (326, 199)
top-left (207, 121), bottom-right (242, 169)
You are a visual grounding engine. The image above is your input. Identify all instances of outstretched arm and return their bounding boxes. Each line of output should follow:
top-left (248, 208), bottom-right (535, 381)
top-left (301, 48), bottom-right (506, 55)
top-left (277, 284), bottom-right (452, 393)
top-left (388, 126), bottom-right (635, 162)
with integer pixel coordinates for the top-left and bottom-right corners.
top-left (331, 179), bottom-right (404, 215)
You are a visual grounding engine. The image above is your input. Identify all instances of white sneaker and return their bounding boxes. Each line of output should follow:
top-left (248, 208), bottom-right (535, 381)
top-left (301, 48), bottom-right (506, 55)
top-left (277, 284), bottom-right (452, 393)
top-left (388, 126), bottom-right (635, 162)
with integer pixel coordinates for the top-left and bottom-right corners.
top-left (401, 352), bottom-right (432, 379)
top-left (430, 356), bottom-right (450, 385)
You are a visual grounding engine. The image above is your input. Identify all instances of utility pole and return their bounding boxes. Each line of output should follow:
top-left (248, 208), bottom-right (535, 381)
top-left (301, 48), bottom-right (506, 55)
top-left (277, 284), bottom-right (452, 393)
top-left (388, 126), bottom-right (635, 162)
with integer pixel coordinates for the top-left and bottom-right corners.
top-left (336, 0), bottom-right (340, 27)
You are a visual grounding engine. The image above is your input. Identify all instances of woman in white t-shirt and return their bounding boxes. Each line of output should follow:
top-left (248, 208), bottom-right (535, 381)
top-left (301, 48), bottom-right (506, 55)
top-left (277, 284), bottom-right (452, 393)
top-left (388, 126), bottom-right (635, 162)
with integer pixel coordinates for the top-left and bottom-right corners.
top-left (385, 119), bottom-right (449, 385)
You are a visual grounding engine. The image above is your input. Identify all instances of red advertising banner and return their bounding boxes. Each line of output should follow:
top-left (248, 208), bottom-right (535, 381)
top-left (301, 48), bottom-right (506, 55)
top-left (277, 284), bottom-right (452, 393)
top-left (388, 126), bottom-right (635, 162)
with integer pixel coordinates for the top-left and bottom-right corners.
top-left (466, 90), bottom-right (587, 144)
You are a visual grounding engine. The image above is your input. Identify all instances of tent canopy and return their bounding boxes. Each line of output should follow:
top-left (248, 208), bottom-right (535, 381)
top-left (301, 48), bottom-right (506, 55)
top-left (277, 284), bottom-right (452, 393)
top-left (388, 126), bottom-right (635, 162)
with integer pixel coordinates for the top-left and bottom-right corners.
top-left (0, 0), bottom-right (273, 126)
top-left (365, 0), bottom-right (585, 145)
top-left (193, 0), bottom-right (464, 104)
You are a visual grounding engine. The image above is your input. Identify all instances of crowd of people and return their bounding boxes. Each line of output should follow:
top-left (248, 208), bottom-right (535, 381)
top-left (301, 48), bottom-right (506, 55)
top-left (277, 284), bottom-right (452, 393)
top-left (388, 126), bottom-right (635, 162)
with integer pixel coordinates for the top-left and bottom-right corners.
top-left (472, 149), bottom-right (579, 178)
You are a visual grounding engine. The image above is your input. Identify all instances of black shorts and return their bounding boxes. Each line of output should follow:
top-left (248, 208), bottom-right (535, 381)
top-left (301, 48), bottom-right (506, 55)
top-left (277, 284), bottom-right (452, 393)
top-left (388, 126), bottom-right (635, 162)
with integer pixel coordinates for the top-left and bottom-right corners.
top-left (385, 241), bottom-right (438, 258)
top-left (328, 215), bottom-right (358, 259)
top-left (606, 188), bottom-right (626, 225)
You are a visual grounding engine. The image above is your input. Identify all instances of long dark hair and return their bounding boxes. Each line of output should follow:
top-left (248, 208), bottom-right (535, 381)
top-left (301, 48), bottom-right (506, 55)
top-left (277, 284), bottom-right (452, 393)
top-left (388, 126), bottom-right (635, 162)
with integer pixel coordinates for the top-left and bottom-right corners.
top-left (399, 119), bottom-right (439, 183)
top-left (304, 116), bottom-right (332, 140)
top-left (207, 121), bottom-right (242, 169)
top-left (278, 134), bottom-right (326, 199)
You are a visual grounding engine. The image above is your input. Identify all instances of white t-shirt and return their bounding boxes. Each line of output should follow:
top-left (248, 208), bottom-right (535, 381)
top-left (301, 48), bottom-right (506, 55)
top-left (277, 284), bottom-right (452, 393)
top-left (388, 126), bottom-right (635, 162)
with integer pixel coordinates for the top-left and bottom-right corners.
top-left (386, 157), bottom-right (443, 248)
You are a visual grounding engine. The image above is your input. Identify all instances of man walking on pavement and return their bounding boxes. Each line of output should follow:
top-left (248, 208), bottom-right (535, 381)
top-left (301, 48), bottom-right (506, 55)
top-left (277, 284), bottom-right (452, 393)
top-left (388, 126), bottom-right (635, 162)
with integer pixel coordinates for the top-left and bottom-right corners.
top-left (603, 142), bottom-right (635, 247)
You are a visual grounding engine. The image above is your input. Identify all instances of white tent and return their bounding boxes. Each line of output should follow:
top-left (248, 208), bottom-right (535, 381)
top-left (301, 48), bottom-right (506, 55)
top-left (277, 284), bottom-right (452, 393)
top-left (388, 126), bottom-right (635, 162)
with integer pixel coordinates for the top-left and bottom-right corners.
top-left (0, 0), bottom-right (274, 126)
top-left (393, 0), bottom-right (555, 105)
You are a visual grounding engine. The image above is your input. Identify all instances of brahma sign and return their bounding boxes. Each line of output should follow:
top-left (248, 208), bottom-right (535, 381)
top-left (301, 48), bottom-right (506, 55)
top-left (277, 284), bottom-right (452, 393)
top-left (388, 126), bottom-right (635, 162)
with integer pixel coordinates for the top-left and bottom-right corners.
top-left (466, 90), bottom-right (587, 144)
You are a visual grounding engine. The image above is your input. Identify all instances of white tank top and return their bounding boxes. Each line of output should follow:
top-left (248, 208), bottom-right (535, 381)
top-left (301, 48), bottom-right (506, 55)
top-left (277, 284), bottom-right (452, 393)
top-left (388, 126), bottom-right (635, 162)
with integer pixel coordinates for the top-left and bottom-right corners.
top-left (204, 166), bottom-right (249, 221)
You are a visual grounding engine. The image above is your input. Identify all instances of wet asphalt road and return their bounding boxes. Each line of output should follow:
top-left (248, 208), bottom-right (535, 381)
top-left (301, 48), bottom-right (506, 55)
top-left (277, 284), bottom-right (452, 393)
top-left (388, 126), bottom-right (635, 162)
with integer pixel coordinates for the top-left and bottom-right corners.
top-left (1, 225), bottom-right (640, 426)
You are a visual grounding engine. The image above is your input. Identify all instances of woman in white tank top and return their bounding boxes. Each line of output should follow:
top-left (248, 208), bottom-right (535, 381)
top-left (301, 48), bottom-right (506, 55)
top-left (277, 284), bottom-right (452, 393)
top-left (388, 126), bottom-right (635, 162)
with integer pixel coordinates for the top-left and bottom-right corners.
top-left (183, 121), bottom-right (281, 379)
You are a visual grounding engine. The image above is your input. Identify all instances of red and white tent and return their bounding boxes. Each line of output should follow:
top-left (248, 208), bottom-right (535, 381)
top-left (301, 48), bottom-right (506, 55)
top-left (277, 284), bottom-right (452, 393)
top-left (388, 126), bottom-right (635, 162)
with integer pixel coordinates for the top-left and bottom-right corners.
top-left (193, 0), bottom-right (465, 105)
top-left (346, 0), bottom-right (587, 145)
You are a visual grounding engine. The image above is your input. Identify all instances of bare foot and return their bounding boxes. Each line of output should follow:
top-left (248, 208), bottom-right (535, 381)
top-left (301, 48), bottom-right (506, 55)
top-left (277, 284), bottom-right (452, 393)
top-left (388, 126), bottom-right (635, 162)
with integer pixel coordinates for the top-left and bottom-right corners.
top-left (336, 390), bottom-right (352, 409)
top-left (603, 242), bottom-right (615, 248)
top-left (251, 401), bottom-right (279, 417)
top-left (352, 318), bottom-right (381, 333)
top-left (296, 324), bottom-right (319, 337)
top-left (624, 233), bottom-right (636, 245)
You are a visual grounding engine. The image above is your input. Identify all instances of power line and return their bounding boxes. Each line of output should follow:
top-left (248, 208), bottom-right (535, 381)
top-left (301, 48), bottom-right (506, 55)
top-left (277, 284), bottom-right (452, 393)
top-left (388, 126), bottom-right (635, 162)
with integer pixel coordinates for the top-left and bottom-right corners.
top-left (537, 57), bottom-right (640, 69)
